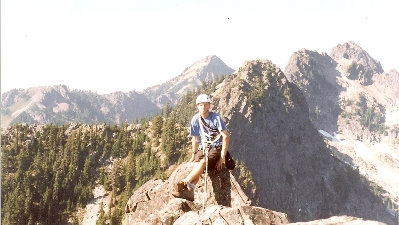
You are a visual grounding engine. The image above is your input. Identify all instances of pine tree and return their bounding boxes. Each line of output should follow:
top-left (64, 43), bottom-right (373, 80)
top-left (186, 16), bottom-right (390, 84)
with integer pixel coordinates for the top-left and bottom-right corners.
top-left (125, 151), bottom-right (136, 192)
top-left (82, 155), bottom-right (92, 181)
top-left (96, 202), bottom-right (107, 225)
top-left (111, 160), bottom-right (125, 195)
top-left (161, 116), bottom-right (177, 166)
top-left (163, 103), bottom-right (172, 118)
top-left (152, 115), bottom-right (163, 146)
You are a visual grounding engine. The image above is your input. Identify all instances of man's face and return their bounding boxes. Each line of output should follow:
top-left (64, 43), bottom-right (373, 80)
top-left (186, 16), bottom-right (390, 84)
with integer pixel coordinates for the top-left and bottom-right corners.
top-left (197, 102), bottom-right (210, 114)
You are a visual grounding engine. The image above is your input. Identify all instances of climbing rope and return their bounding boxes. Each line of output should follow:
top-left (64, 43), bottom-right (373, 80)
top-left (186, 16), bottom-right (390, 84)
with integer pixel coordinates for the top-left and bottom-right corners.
top-left (201, 143), bottom-right (208, 217)
top-left (198, 114), bottom-right (222, 218)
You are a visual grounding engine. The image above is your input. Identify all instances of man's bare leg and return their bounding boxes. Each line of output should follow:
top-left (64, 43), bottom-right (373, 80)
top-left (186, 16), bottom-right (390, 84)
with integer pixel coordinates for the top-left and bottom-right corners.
top-left (172, 159), bottom-right (206, 200)
top-left (185, 159), bottom-right (206, 185)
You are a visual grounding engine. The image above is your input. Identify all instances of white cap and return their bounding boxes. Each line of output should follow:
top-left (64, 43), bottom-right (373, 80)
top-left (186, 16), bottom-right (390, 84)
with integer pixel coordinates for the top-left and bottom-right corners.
top-left (196, 94), bottom-right (211, 104)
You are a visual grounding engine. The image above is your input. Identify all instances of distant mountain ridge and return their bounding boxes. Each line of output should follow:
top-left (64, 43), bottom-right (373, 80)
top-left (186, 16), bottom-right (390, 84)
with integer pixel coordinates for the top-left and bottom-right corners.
top-left (1, 85), bottom-right (160, 127)
top-left (143, 55), bottom-right (234, 107)
top-left (1, 55), bottom-right (234, 128)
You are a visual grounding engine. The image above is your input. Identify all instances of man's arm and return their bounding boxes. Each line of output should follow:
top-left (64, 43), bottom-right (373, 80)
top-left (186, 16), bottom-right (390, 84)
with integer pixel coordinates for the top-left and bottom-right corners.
top-left (220, 130), bottom-right (230, 160)
top-left (190, 136), bottom-right (199, 162)
top-left (216, 130), bottom-right (230, 170)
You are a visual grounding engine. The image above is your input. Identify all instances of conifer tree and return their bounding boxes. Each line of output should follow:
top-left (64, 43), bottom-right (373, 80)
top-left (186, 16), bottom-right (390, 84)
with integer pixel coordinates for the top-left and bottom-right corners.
top-left (125, 150), bottom-right (136, 192)
top-left (152, 115), bottom-right (163, 146)
top-left (161, 116), bottom-right (177, 166)
top-left (163, 103), bottom-right (172, 118)
top-left (96, 202), bottom-right (107, 225)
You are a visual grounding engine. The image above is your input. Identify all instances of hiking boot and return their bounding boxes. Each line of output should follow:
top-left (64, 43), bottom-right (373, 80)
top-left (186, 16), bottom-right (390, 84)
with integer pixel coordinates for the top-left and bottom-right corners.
top-left (171, 181), bottom-right (194, 201)
top-left (175, 180), bottom-right (187, 192)
top-left (172, 188), bottom-right (194, 201)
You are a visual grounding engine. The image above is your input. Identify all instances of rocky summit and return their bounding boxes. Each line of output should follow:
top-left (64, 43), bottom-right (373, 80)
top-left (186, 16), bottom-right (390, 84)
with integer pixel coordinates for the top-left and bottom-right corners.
top-left (330, 41), bottom-right (384, 85)
top-left (123, 163), bottom-right (289, 225)
top-left (122, 163), bottom-right (389, 224)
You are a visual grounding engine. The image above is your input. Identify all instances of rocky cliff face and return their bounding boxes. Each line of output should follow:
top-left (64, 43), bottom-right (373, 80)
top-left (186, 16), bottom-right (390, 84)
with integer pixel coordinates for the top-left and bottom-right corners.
top-left (284, 49), bottom-right (341, 132)
top-left (284, 42), bottom-right (399, 212)
top-left (209, 59), bottom-right (395, 224)
top-left (144, 55), bottom-right (234, 107)
top-left (1, 85), bottom-right (159, 127)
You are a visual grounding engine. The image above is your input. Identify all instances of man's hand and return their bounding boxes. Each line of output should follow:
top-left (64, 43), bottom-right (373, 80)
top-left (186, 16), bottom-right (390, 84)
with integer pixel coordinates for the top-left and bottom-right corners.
top-left (216, 157), bottom-right (225, 171)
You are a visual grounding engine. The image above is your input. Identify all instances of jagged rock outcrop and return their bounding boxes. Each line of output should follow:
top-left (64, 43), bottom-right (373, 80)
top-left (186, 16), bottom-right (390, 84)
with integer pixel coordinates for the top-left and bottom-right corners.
top-left (1, 85), bottom-right (160, 127)
top-left (144, 55), bottom-right (234, 108)
top-left (208, 59), bottom-right (396, 224)
top-left (330, 41), bottom-right (383, 85)
top-left (123, 163), bottom-right (288, 224)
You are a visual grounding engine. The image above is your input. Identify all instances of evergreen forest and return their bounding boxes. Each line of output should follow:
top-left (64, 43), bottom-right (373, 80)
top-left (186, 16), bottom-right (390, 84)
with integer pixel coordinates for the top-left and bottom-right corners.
top-left (1, 79), bottom-right (236, 225)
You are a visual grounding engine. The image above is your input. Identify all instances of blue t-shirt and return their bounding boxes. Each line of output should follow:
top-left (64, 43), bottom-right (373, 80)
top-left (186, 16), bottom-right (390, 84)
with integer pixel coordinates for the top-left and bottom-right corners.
top-left (190, 112), bottom-right (227, 148)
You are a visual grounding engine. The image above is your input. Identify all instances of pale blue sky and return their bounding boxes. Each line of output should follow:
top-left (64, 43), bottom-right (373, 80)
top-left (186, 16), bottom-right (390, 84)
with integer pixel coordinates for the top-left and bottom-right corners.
top-left (2, 0), bottom-right (398, 94)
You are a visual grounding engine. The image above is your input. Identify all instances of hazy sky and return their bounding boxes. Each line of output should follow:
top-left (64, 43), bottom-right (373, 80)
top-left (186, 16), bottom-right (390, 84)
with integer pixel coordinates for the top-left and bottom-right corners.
top-left (2, 0), bottom-right (398, 94)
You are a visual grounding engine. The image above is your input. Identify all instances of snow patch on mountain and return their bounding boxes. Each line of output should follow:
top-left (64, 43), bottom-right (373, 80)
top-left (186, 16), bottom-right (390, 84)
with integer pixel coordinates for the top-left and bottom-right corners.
top-left (318, 130), bottom-right (341, 142)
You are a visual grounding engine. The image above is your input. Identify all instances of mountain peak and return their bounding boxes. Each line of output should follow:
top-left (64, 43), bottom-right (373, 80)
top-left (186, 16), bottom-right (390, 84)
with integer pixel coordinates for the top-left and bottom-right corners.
top-left (330, 41), bottom-right (381, 67)
top-left (181, 55), bottom-right (232, 77)
top-left (204, 54), bottom-right (221, 62)
top-left (204, 55), bottom-right (228, 66)
top-left (330, 42), bottom-right (383, 85)
top-left (144, 55), bottom-right (234, 107)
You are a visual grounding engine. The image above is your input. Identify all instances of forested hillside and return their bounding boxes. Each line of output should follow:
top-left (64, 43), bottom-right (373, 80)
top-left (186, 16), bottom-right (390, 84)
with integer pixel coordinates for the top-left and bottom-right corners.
top-left (1, 79), bottom-right (232, 225)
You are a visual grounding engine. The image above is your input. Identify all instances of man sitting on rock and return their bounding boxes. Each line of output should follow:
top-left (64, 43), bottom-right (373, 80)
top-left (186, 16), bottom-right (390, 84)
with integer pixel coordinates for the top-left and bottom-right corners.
top-left (172, 94), bottom-right (230, 201)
